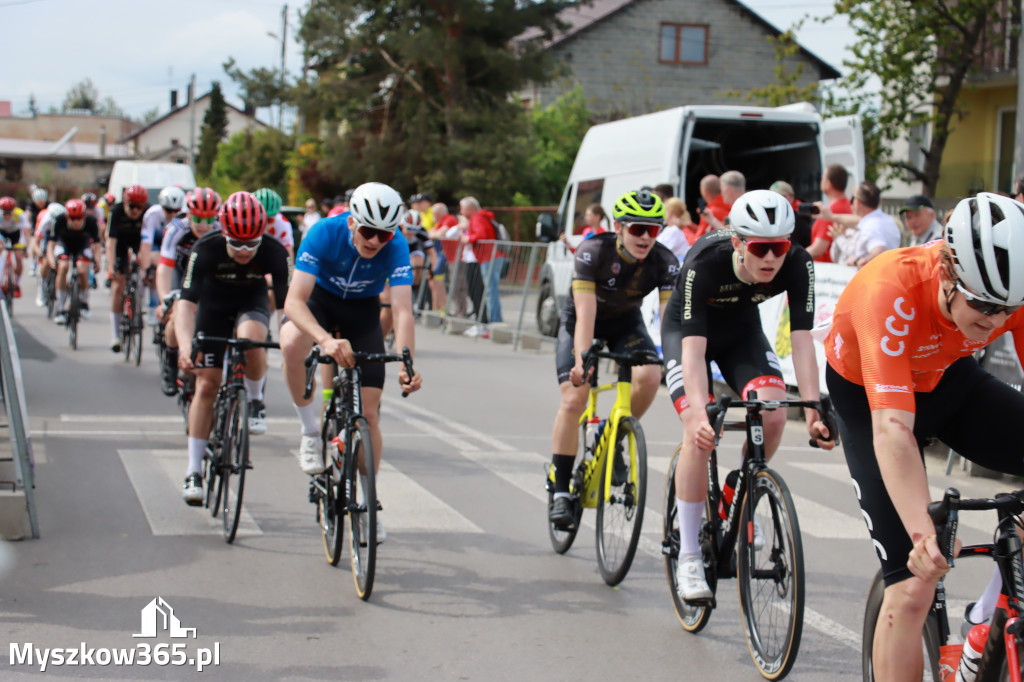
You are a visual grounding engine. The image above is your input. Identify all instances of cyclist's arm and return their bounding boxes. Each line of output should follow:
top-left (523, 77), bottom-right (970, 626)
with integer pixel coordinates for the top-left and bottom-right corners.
top-left (790, 330), bottom-right (834, 447)
top-left (390, 284), bottom-right (416, 358)
top-left (426, 244), bottom-right (438, 272)
top-left (282, 270), bottom-right (334, 345)
top-left (175, 300), bottom-right (197, 368)
top-left (46, 238), bottom-right (56, 269)
top-left (138, 242), bottom-right (152, 272)
top-left (156, 264), bottom-right (173, 303)
top-left (570, 288), bottom-right (597, 385)
top-left (106, 236), bottom-right (117, 273)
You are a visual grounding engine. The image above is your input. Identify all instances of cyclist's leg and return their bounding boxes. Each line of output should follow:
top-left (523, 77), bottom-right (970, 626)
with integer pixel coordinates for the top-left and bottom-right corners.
top-left (54, 255), bottom-right (70, 312)
top-left (109, 243), bottom-right (130, 344)
top-left (237, 307), bottom-right (270, 434)
top-left (551, 318), bottom-right (589, 493)
top-left (606, 313), bottom-right (661, 417)
top-left (826, 364), bottom-right (933, 680)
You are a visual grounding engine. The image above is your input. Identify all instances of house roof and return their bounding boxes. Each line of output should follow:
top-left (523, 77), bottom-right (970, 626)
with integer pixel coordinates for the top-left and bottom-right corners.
top-left (123, 91), bottom-right (268, 142)
top-left (0, 136), bottom-right (130, 160)
top-left (519, 0), bottom-right (841, 80)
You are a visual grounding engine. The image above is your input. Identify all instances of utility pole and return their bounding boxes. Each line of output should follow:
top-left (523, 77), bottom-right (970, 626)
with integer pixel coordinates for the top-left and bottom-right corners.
top-left (280, 4), bottom-right (288, 130)
top-left (188, 74), bottom-right (197, 172)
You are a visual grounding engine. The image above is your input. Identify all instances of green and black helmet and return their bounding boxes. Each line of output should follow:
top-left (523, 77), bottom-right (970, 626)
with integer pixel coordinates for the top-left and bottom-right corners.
top-left (612, 189), bottom-right (665, 224)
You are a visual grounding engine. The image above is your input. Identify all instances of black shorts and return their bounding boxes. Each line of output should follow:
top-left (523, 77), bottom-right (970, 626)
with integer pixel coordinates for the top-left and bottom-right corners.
top-left (1, 228), bottom-right (24, 249)
top-left (661, 313), bottom-right (785, 414)
top-left (291, 285), bottom-right (386, 390)
top-left (555, 309), bottom-right (658, 384)
top-left (113, 233), bottom-right (143, 274)
top-left (193, 290), bottom-right (271, 368)
top-left (826, 358), bottom-right (1024, 586)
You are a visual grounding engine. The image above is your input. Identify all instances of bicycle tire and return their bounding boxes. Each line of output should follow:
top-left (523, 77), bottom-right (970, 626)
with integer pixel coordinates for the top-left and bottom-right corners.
top-left (595, 416), bottom-right (647, 586)
top-left (664, 445), bottom-right (715, 633)
top-left (67, 277), bottom-right (80, 350)
top-left (319, 417), bottom-right (343, 565)
top-left (208, 396), bottom-right (228, 518)
top-left (347, 416), bottom-right (377, 600)
top-left (45, 270), bottom-right (56, 319)
top-left (1, 259), bottom-right (12, 316)
top-left (130, 287), bottom-right (143, 366)
top-left (202, 445), bottom-right (218, 511)
top-left (221, 388), bottom-right (249, 543)
top-left (737, 468), bottom-right (805, 680)
top-left (861, 568), bottom-right (943, 682)
top-left (547, 422), bottom-right (585, 554)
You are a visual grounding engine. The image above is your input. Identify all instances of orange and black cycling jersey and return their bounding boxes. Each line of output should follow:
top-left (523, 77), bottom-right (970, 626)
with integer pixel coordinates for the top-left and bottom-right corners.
top-left (824, 242), bottom-right (1024, 412)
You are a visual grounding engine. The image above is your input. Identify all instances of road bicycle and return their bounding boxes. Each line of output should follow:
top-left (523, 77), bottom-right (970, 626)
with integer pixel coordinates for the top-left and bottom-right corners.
top-left (192, 332), bottom-right (279, 544)
top-left (120, 261), bottom-right (144, 366)
top-left (545, 339), bottom-right (662, 586)
top-left (862, 487), bottom-right (1024, 681)
top-left (42, 265), bottom-right (57, 319)
top-left (0, 237), bottom-right (17, 316)
top-left (662, 392), bottom-right (837, 680)
top-left (303, 344), bottom-right (415, 601)
top-left (59, 255), bottom-right (86, 350)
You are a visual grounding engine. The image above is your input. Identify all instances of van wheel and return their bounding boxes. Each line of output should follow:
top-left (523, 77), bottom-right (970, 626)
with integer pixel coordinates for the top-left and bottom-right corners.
top-left (537, 280), bottom-right (559, 337)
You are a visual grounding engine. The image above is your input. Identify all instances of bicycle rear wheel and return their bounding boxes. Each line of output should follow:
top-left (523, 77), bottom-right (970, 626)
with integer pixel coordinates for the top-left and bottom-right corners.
top-left (130, 289), bottom-right (143, 366)
top-left (595, 416), bottom-right (647, 586)
top-left (738, 468), bottom-right (804, 680)
top-left (318, 418), bottom-right (343, 565)
top-left (220, 388), bottom-right (249, 543)
top-left (861, 568), bottom-right (942, 681)
top-left (347, 417), bottom-right (377, 600)
top-left (67, 279), bottom-right (80, 350)
top-left (664, 445), bottom-right (715, 633)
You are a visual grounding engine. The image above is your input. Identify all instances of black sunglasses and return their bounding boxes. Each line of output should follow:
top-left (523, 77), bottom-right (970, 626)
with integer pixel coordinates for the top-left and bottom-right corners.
top-left (956, 284), bottom-right (1022, 316)
top-left (742, 239), bottom-right (791, 258)
top-left (357, 224), bottom-right (395, 243)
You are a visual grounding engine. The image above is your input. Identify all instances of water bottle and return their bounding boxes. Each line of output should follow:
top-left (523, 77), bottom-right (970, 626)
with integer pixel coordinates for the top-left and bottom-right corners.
top-left (584, 417), bottom-right (602, 454)
top-left (718, 470), bottom-right (740, 520)
top-left (956, 622), bottom-right (989, 682)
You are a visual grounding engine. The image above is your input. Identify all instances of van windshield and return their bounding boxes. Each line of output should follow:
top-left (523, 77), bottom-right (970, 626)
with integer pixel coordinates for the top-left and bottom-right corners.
top-left (683, 118), bottom-right (821, 220)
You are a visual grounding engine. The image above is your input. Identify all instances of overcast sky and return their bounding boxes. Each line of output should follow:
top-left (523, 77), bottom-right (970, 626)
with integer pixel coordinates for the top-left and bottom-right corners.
top-left (0, 0), bottom-right (852, 124)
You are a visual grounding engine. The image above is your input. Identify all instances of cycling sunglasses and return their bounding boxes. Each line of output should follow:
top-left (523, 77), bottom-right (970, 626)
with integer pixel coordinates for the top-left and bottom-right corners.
top-left (956, 283), bottom-right (1022, 316)
top-left (357, 224), bottom-right (396, 243)
top-left (190, 215), bottom-right (216, 224)
top-left (742, 239), bottom-right (791, 258)
top-left (127, 202), bottom-right (146, 211)
top-left (226, 236), bottom-right (262, 251)
top-left (623, 222), bottom-right (661, 238)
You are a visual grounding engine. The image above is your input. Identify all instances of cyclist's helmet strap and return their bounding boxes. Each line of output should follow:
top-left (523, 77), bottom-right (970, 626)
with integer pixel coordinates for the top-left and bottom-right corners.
top-left (946, 192), bottom-right (1024, 305)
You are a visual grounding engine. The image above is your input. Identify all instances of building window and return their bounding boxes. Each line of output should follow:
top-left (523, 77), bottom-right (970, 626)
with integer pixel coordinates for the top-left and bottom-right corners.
top-left (659, 23), bottom-right (708, 65)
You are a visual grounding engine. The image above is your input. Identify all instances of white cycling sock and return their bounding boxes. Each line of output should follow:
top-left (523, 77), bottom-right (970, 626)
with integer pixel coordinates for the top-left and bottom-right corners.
top-left (187, 437), bottom-right (208, 476)
top-left (110, 312), bottom-right (120, 337)
top-left (676, 498), bottom-right (705, 557)
top-left (57, 290), bottom-right (67, 310)
top-left (971, 567), bottom-right (1003, 623)
top-left (244, 377), bottom-right (264, 402)
top-left (294, 401), bottom-right (320, 436)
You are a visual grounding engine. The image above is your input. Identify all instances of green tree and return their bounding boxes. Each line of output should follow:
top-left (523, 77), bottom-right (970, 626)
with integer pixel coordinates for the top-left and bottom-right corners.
top-left (295, 0), bottom-right (575, 204)
top-left (195, 83), bottom-right (230, 178)
top-left (830, 0), bottom-right (1008, 197)
top-left (63, 78), bottom-right (100, 112)
top-left (209, 128), bottom-right (292, 196)
top-left (524, 86), bottom-right (592, 204)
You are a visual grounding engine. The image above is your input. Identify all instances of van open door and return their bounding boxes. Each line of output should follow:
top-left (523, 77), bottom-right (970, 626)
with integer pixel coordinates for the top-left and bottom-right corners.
top-left (821, 115), bottom-right (865, 188)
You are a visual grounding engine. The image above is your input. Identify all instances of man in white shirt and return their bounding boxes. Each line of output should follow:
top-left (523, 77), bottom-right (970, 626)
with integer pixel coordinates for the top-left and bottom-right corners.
top-left (816, 180), bottom-right (900, 268)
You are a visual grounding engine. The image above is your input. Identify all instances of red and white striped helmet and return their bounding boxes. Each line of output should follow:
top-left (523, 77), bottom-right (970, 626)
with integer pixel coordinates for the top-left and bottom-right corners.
top-left (219, 191), bottom-right (266, 240)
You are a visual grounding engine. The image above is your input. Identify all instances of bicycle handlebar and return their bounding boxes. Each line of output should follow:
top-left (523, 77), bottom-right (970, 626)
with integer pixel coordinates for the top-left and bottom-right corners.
top-left (579, 339), bottom-right (663, 380)
top-left (704, 392), bottom-right (840, 449)
top-left (303, 345), bottom-right (415, 400)
top-left (929, 487), bottom-right (1024, 567)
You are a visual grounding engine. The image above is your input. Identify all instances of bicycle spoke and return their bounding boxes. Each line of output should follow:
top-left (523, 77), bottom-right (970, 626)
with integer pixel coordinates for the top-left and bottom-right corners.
top-left (595, 416), bottom-right (646, 586)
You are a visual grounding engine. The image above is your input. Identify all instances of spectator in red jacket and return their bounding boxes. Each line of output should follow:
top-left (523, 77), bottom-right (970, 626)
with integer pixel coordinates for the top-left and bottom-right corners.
top-left (459, 197), bottom-right (506, 323)
top-left (807, 164), bottom-right (852, 262)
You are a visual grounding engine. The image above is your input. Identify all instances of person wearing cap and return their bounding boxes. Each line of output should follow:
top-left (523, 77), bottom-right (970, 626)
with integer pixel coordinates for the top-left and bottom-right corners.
top-left (899, 194), bottom-right (942, 247)
top-left (410, 193), bottom-right (434, 232)
top-left (326, 194), bottom-right (348, 218)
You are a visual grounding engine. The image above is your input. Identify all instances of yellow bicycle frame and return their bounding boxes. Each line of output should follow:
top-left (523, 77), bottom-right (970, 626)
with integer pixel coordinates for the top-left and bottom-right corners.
top-left (577, 376), bottom-right (637, 509)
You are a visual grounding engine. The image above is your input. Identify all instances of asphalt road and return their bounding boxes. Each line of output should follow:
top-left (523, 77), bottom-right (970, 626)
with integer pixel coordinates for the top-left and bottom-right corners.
top-left (0, 278), bottom-right (1011, 681)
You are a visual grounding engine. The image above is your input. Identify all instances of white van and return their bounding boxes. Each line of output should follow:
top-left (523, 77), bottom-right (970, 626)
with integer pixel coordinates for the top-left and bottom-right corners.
top-left (534, 103), bottom-right (864, 337)
top-left (107, 161), bottom-right (196, 205)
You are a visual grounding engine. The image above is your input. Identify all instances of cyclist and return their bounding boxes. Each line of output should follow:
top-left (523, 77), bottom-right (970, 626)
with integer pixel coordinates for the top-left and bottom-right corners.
top-left (252, 188), bottom-right (294, 259)
top-left (662, 189), bottom-right (834, 602)
top-left (81, 192), bottom-right (105, 231)
top-left (175, 192), bottom-right (290, 505)
top-left (548, 189), bottom-right (678, 529)
top-left (0, 196), bottom-right (29, 298)
top-left (279, 182), bottom-right (422, 541)
top-left (156, 187), bottom-right (221, 396)
top-left (106, 184), bottom-right (151, 352)
top-left (33, 202), bottom-right (66, 308)
top-left (824, 193), bottom-right (1024, 681)
top-left (48, 199), bottom-right (101, 324)
top-left (142, 187), bottom-right (187, 324)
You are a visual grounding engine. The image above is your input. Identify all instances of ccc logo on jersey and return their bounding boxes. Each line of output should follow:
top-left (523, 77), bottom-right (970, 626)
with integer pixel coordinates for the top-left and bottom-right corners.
top-left (881, 296), bottom-right (915, 357)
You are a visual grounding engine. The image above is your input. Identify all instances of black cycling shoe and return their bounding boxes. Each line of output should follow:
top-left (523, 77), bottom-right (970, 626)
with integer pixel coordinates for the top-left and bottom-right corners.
top-left (161, 372), bottom-right (178, 397)
top-left (549, 496), bottom-right (576, 530)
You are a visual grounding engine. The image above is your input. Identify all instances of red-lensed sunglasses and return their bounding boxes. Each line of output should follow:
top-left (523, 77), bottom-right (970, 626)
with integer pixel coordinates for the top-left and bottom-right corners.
top-left (742, 239), bottom-right (791, 258)
top-left (624, 222), bottom-right (661, 238)
top-left (357, 224), bottom-right (395, 243)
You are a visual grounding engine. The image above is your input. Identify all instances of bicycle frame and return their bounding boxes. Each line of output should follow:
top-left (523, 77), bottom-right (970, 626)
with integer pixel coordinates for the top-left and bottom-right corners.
top-left (578, 375), bottom-right (635, 509)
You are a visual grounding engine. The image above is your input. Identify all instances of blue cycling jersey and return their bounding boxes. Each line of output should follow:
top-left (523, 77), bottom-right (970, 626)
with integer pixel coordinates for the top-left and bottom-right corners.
top-left (295, 212), bottom-right (413, 298)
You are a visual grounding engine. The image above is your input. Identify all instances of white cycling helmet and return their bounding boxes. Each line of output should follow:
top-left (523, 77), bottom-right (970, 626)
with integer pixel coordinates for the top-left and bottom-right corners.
top-left (31, 188), bottom-right (48, 204)
top-left (349, 182), bottom-right (404, 232)
top-left (158, 186), bottom-right (186, 211)
top-left (46, 202), bottom-right (66, 219)
top-left (946, 192), bottom-right (1024, 305)
top-left (728, 189), bottom-right (795, 239)
top-left (400, 208), bottom-right (421, 230)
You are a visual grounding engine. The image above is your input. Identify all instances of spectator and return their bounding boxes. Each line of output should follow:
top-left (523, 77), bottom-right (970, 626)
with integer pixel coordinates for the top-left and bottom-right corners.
top-left (807, 164), bottom-right (852, 262)
top-left (559, 203), bottom-right (608, 251)
top-left (817, 180), bottom-right (900, 268)
top-left (319, 197), bottom-right (334, 216)
top-left (655, 197), bottom-right (692, 261)
top-left (769, 180), bottom-right (812, 248)
top-left (694, 175), bottom-right (723, 238)
top-left (410, 193), bottom-right (434, 232)
top-left (302, 198), bottom-right (321, 232)
top-left (447, 215), bottom-right (475, 318)
top-left (899, 194), bottom-right (942, 247)
top-left (459, 196), bottom-right (505, 324)
top-left (698, 171), bottom-right (744, 234)
top-left (652, 183), bottom-right (674, 202)
top-left (429, 202), bottom-right (459, 314)
top-left (327, 191), bottom-right (351, 218)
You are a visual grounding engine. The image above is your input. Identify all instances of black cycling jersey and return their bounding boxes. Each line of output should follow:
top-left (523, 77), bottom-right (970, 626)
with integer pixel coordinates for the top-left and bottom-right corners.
top-left (52, 215), bottom-right (100, 256)
top-left (180, 231), bottom-right (290, 309)
top-left (669, 229), bottom-right (815, 338)
top-left (406, 227), bottom-right (434, 255)
top-left (563, 232), bottom-right (678, 322)
top-left (107, 203), bottom-right (145, 244)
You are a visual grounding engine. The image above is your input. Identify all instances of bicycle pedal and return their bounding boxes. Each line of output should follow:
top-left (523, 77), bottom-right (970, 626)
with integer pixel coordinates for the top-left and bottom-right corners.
top-left (683, 596), bottom-right (716, 609)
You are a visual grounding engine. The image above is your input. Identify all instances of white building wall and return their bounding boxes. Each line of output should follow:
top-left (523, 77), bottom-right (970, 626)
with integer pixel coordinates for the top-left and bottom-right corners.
top-left (132, 100), bottom-right (267, 160)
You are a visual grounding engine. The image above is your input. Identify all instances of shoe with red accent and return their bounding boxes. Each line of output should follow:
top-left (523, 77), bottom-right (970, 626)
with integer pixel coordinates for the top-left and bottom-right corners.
top-left (13, 285), bottom-right (21, 298)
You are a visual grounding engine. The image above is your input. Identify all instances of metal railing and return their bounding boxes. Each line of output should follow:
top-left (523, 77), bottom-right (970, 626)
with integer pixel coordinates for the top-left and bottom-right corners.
top-left (0, 290), bottom-right (40, 538)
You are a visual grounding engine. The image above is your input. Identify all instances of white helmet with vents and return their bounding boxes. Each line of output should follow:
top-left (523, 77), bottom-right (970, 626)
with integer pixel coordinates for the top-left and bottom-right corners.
top-left (945, 192), bottom-right (1024, 304)
top-left (349, 182), bottom-right (404, 232)
top-left (728, 189), bottom-right (795, 238)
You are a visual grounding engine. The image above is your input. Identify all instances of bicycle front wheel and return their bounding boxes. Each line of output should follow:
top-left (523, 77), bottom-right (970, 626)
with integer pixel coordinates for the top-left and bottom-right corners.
top-left (67, 280), bottom-right (80, 350)
top-left (319, 418), bottom-right (343, 566)
top-left (347, 416), bottom-right (377, 600)
top-left (738, 468), bottom-right (804, 680)
top-left (664, 445), bottom-right (715, 633)
top-left (130, 290), bottom-right (143, 366)
top-left (861, 568), bottom-right (942, 681)
top-left (595, 416), bottom-right (647, 586)
top-left (220, 388), bottom-right (249, 543)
